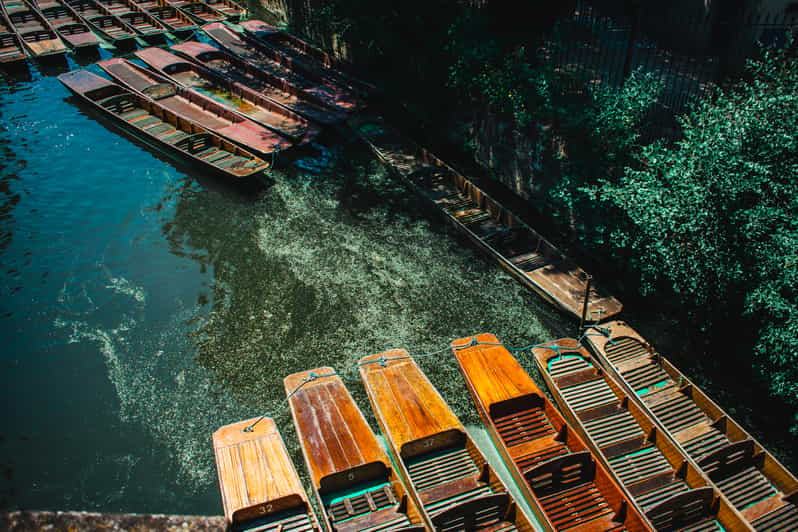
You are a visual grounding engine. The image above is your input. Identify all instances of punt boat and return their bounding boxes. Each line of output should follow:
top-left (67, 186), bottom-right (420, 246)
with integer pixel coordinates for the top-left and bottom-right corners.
top-left (285, 368), bottom-right (426, 532)
top-left (583, 322), bottom-right (798, 530)
top-left (94, 0), bottom-right (167, 39)
top-left (128, 0), bottom-right (193, 34)
top-left (164, 0), bottom-right (223, 24)
top-left (202, 22), bottom-right (362, 113)
top-left (171, 40), bottom-right (345, 126)
top-left (98, 57), bottom-right (292, 157)
top-left (351, 114), bottom-right (623, 322)
top-left (135, 46), bottom-right (319, 145)
top-left (240, 18), bottom-right (375, 97)
top-left (30, 0), bottom-right (98, 49)
top-left (201, 0), bottom-right (242, 20)
top-left (213, 417), bottom-right (321, 532)
top-left (453, 333), bottom-right (652, 531)
top-left (531, 338), bottom-right (753, 531)
top-left (359, 350), bottom-right (536, 531)
top-left (59, 70), bottom-right (270, 182)
top-left (0, 12), bottom-right (27, 63)
top-left (64, 0), bottom-right (136, 45)
top-left (1, 0), bottom-right (66, 57)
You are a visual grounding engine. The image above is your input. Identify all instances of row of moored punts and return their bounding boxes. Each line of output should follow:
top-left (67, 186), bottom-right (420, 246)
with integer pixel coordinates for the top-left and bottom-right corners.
top-left (216, 323), bottom-right (798, 531)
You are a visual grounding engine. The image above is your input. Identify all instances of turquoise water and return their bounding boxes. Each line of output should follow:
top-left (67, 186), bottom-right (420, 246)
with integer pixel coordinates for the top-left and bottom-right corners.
top-left (0, 59), bottom-right (564, 515)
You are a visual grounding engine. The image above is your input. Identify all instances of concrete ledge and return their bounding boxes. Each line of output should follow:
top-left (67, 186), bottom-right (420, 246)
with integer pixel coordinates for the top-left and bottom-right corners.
top-left (0, 510), bottom-right (226, 531)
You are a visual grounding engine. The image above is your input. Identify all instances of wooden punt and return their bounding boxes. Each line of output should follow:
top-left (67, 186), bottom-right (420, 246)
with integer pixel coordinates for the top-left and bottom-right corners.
top-left (1, 0), bottom-right (66, 57)
top-left (30, 0), bottom-right (98, 49)
top-left (94, 0), bottom-right (167, 38)
top-left (531, 338), bottom-right (755, 531)
top-left (351, 114), bottom-right (622, 322)
top-left (164, 0), bottom-right (223, 24)
top-left (58, 70), bottom-right (270, 182)
top-left (98, 57), bottom-right (293, 157)
top-left (240, 18), bottom-right (375, 97)
top-left (452, 333), bottom-right (652, 531)
top-left (135, 46), bottom-right (319, 146)
top-left (201, 0), bottom-right (242, 20)
top-left (285, 368), bottom-right (426, 532)
top-left (129, 0), bottom-right (193, 34)
top-left (582, 321), bottom-right (798, 530)
top-left (172, 40), bottom-right (345, 126)
top-left (0, 12), bottom-right (27, 63)
top-left (358, 350), bottom-right (536, 531)
top-left (213, 417), bottom-right (322, 532)
top-left (64, 0), bottom-right (136, 44)
top-left (202, 22), bottom-right (362, 114)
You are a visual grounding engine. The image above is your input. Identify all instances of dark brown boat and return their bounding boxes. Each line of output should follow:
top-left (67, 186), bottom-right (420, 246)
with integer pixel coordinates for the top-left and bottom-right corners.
top-left (359, 350), bottom-right (536, 531)
top-left (531, 338), bottom-right (754, 531)
top-left (135, 46), bottom-right (319, 145)
top-left (171, 40), bottom-right (345, 126)
top-left (213, 417), bottom-right (322, 532)
top-left (164, 0), bottom-right (222, 24)
top-left (128, 0), bottom-right (193, 34)
top-left (1, 0), bottom-right (66, 57)
top-left (240, 18), bottom-right (375, 97)
top-left (583, 321), bottom-right (798, 530)
top-left (351, 114), bottom-right (623, 322)
top-left (98, 57), bottom-right (292, 157)
top-left (453, 333), bottom-right (653, 531)
top-left (58, 69), bottom-right (270, 182)
top-left (202, 22), bottom-right (361, 114)
top-left (0, 10), bottom-right (27, 63)
top-left (94, 0), bottom-right (166, 39)
top-left (30, 0), bottom-right (98, 49)
top-left (201, 0), bottom-right (240, 20)
top-left (285, 368), bottom-right (426, 532)
top-left (64, 0), bottom-right (136, 44)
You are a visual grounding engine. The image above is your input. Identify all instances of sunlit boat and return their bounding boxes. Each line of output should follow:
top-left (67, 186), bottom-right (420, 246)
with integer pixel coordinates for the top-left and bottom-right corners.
top-left (94, 0), bottom-right (167, 39)
top-left (128, 0), bottom-right (193, 34)
top-left (1, 0), bottom-right (66, 57)
top-left (163, 0), bottom-right (222, 24)
top-left (30, 0), bottom-right (98, 50)
top-left (285, 367), bottom-right (426, 532)
top-left (0, 8), bottom-right (28, 63)
top-left (64, 0), bottom-right (136, 45)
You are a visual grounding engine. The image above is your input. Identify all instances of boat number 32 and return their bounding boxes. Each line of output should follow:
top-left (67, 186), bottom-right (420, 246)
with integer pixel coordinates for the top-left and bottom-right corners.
top-left (259, 504), bottom-right (273, 514)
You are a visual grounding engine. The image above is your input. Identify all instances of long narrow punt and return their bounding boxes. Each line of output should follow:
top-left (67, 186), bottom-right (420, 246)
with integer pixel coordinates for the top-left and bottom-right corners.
top-left (240, 18), bottom-right (375, 97)
top-left (0, 13), bottom-right (27, 63)
top-left (285, 368), bottom-right (425, 532)
top-left (98, 57), bottom-right (292, 157)
top-left (351, 114), bottom-right (622, 322)
top-left (172, 40), bottom-right (345, 126)
top-left (94, 0), bottom-right (167, 39)
top-left (583, 322), bottom-right (798, 530)
top-left (58, 70), bottom-right (270, 182)
top-left (201, 0), bottom-right (242, 20)
top-left (452, 333), bottom-right (651, 531)
top-left (64, 0), bottom-right (136, 44)
top-left (359, 350), bottom-right (535, 531)
top-left (135, 46), bottom-right (319, 146)
top-left (531, 338), bottom-right (753, 531)
top-left (129, 0), bottom-right (194, 34)
top-left (163, 0), bottom-right (223, 24)
top-left (213, 417), bottom-right (321, 532)
top-left (31, 0), bottom-right (98, 49)
top-left (202, 22), bottom-right (362, 114)
top-left (2, 0), bottom-right (66, 57)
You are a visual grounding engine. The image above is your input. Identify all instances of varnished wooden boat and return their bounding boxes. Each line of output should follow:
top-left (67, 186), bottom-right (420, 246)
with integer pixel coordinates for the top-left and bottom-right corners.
top-left (128, 0), bottom-right (193, 34)
top-left (240, 18), bottom-right (375, 97)
top-left (583, 322), bottom-right (798, 530)
top-left (213, 417), bottom-right (322, 532)
top-left (30, 0), bottom-right (98, 49)
top-left (1, 0), bottom-right (66, 57)
top-left (164, 0), bottom-right (223, 24)
top-left (172, 40), bottom-right (345, 126)
top-left (285, 368), bottom-right (426, 532)
top-left (0, 12), bottom-right (27, 63)
top-left (202, 22), bottom-right (361, 114)
top-left (98, 57), bottom-right (293, 157)
top-left (59, 70), bottom-right (270, 182)
top-left (453, 333), bottom-right (652, 531)
top-left (94, 0), bottom-right (167, 39)
top-left (531, 338), bottom-right (754, 531)
top-left (201, 0), bottom-right (242, 20)
top-left (64, 0), bottom-right (136, 44)
top-left (359, 350), bottom-right (536, 531)
top-left (351, 114), bottom-right (623, 322)
top-left (135, 46), bottom-right (319, 146)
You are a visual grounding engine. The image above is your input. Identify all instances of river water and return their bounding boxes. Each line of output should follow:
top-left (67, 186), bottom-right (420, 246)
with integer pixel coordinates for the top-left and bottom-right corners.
top-left (0, 59), bottom-right (566, 515)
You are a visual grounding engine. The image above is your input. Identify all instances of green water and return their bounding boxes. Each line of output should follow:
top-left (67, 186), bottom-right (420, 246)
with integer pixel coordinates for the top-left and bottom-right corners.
top-left (0, 60), bottom-right (564, 515)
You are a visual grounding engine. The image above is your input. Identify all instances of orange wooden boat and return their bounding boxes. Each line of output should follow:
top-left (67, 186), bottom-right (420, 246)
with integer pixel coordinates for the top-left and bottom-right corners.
top-left (359, 350), bottom-right (536, 531)
top-left (351, 114), bottom-right (623, 323)
top-left (98, 57), bottom-right (292, 157)
top-left (285, 368), bottom-right (426, 532)
top-left (58, 70), bottom-right (270, 182)
top-left (583, 322), bottom-right (798, 530)
top-left (530, 338), bottom-right (754, 531)
top-left (30, 0), bottom-right (98, 49)
top-left (213, 417), bottom-right (322, 532)
top-left (453, 333), bottom-right (651, 531)
top-left (171, 40), bottom-right (345, 126)
top-left (1, 0), bottom-right (66, 57)
top-left (0, 10), bottom-right (27, 63)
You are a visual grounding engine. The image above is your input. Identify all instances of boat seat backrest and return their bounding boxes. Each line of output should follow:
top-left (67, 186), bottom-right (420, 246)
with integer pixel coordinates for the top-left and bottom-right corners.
top-left (431, 493), bottom-right (511, 532)
top-left (488, 393), bottom-right (546, 421)
top-left (524, 451), bottom-right (596, 498)
top-left (97, 93), bottom-right (138, 114)
top-left (400, 429), bottom-right (467, 460)
top-left (176, 133), bottom-right (214, 153)
top-left (22, 30), bottom-right (55, 42)
top-left (644, 487), bottom-right (714, 530)
top-left (196, 50), bottom-right (225, 63)
top-left (93, 16), bottom-right (117, 28)
top-left (697, 439), bottom-right (756, 480)
top-left (318, 461), bottom-right (389, 495)
top-left (231, 493), bottom-right (307, 526)
top-left (59, 23), bottom-right (87, 35)
top-left (10, 11), bottom-right (37, 24)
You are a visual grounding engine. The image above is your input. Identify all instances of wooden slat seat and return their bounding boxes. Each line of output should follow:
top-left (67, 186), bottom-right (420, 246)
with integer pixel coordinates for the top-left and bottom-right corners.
top-left (621, 362), bottom-right (670, 394)
top-left (560, 378), bottom-right (617, 412)
top-left (515, 444), bottom-right (570, 473)
top-left (493, 408), bottom-right (555, 447)
top-left (752, 501), bottom-right (798, 531)
top-left (537, 482), bottom-right (613, 530)
top-left (608, 447), bottom-right (672, 487)
top-left (243, 511), bottom-right (316, 532)
top-left (547, 354), bottom-right (591, 378)
top-left (649, 392), bottom-right (708, 434)
top-left (406, 446), bottom-right (479, 492)
top-left (582, 410), bottom-right (643, 448)
top-left (714, 466), bottom-right (776, 509)
top-left (634, 479), bottom-right (689, 510)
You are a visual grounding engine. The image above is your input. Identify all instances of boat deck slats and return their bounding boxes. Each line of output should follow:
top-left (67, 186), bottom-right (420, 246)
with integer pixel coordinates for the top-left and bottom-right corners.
top-left (493, 408), bottom-right (555, 447)
top-left (515, 444), bottom-right (570, 473)
top-left (355, 515), bottom-right (416, 532)
top-left (604, 337), bottom-right (650, 365)
top-left (752, 501), bottom-right (798, 531)
top-left (538, 482), bottom-right (613, 530)
top-left (547, 355), bottom-right (591, 378)
top-left (673, 519), bottom-right (722, 532)
top-left (582, 410), bottom-right (643, 448)
top-left (682, 428), bottom-right (729, 460)
top-left (406, 447), bottom-right (478, 492)
top-left (608, 446), bottom-right (671, 486)
top-left (244, 512), bottom-right (315, 532)
top-left (714, 466), bottom-right (776, 509)
top-left (560, 378), bottom-right (617, 412)
top-left (327, 484), bottom-right (397, 523)
top-left (424, 486), bottom-right (493, 515)
top-left (508, 251), bottom-right (549, 272)
top-left (622, 363), bottom-right (670, 393)
top-left (648, 392), bottom-right (708, 434)
top-left (634, 479), bottom-right (689, 510)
